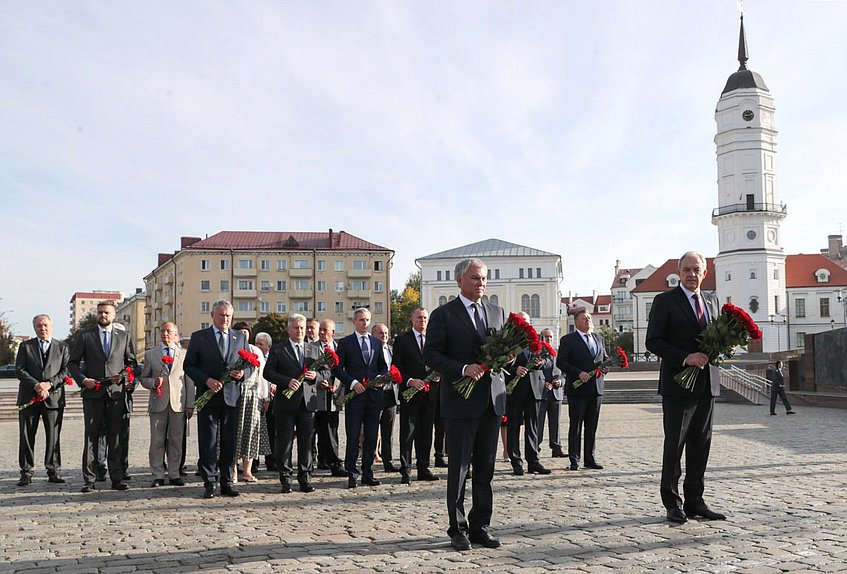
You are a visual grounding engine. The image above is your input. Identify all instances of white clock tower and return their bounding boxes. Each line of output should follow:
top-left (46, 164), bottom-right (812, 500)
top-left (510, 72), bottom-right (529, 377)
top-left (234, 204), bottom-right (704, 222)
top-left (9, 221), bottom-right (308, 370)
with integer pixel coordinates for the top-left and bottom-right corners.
top-left (712, 15), bottom-right (787, 352)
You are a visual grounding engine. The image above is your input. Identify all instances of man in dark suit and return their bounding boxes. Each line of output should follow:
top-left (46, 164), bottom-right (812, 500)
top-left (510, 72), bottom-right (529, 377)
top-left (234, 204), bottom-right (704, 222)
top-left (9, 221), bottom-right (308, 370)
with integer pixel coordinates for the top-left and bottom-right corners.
top-left (646, 251), bottom-right (726, 524)
top-left (504, 311), bottom-right (551, 476)
top-left (394, 307), bottom-right (439, 485)
top-left (15, 314), bottom-right (70, 486)
top-left (314, 319), bottom-right (346, 477)
top-left (423, 258), bottom-right (507, 551)
top-left (333, 307), bottom-right (388, 488)
top-left (184, 299), bottom-right (252, 499)
top-left (373, 322), bottom-right (400, 472)
top-left (557, 309), bottom-right (607, 471)
top-left (536, 329), bottom-right (565, 458)
top-left (264, 314), bottom-right (330, 493)
top-left (769, 360), bottom-right (795, 415)
top-left (69, 301), bottom-right (137, 492)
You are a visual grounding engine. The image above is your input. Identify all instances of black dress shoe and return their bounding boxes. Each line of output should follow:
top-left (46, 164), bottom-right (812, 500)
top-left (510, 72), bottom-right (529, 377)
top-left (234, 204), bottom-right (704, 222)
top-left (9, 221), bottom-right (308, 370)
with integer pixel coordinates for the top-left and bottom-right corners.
top-left (48, 475), bottom-right (66, 484)
top-left (684, 503), bottom-right (726, 520)
top-left (435, 458), bottom-right (448, 468)
top-left (81, 483), bottom-right (96, 493)
top-left (362, 476), bottom-right (381, 486)
top-left (417, 469), bottom-right (439, 481)
top-left (179, 467), bottom-right (189, 477)
top-left (331, 466), bottom-right (348, 477)
top-left (770, 412), bottom-right (777, 415)
top-left (111, 482), bottom-right (129, 491)
top-left (151, 479), bottom-right (165, 487)
top-left (583, 462), bottom-right (604, 470)
top-left (317, 462), bottom-right (330, 470)
top-left (666, 507), bottom-right (688, 523)
top-left (787, 410), bottom-right (796, 415)
top-left (400, 474), bottom-right (411, 485)
top-left (95, 475), bottom-right (107, 482)
top-left (220, 486), bottom-right (240, 497)
top-left (203, 485), bottom-right (215, 499)
top-left (169, 478), bottom-right (185, 486)
top-left (468, 529), bottom-right (501, 548)
top-left (567, 462), bottom-right (579, 471)
top-left (383, 463), bottom-right (401, 473)
top-left (299, 483), bottom-right (315, 493)
top-left (551, 450), bottom-right (567, 458)
top-left (527, 464), bottom-right (551, 475)
top-left (280, 482), bottom-right (292, 494)
top-left (512, 465), bottom-right (525, 476)
top-left (348, 477), bottom-right (358, 489)
top-left (450, 532), bottom-right (472, 551)
top-left (16, 476), bottom-right (32, 487)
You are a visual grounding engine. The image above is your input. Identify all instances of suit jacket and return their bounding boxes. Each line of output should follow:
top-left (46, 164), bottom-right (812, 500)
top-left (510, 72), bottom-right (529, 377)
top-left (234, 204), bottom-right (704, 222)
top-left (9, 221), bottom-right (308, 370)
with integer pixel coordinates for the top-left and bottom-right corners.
top-left (423, 296), bottom-right (507, 418)
top-left (645, 286), bottom-right (721, 398)
top-left (265, 340), bottom-right (329, 413)
top-left (69, 326), bottom-right (137, 409)
top-left (183, 327), bottom-right (253, 408)
top-left (15, 338), bottom-right (70, 409)
top-left (504, 350), bottom-right (549, 401)
top-left (557, 330), bottom-right (607, 397)
top-left (315, 339), bottom-right (339, 412)
top-left (382, 344), bottom-right (400, 406)
top-left (140, 346), bottom-right (193, 413)
top-left (541, 358), bottom-right (564, 402)
top-left (333, 332), bottom-right (388, 406)
top-left (393, 328), bottom-right (437, 405)
top-left (770, 368), bottom-right (785, 389)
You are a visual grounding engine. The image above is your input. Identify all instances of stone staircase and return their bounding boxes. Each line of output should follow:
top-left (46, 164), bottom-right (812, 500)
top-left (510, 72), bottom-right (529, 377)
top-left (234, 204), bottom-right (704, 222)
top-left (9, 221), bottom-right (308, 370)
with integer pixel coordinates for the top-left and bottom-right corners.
top-left (0, 388), bottom-right (151, 420)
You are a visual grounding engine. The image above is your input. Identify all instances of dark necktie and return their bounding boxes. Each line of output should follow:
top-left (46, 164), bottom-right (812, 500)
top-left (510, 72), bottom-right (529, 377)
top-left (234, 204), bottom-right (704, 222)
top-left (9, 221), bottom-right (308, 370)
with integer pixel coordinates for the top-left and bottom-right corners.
top-left (419, 333), bottom-right (425, 352)
top-left (102, 331), bottom-right (111, 356)
top-left (471, 303), bottom-right (487, 338)
top-left (693, 293), bottom-right (707, 329)
top-left (295, 344), bottom-right (304, 368)
top-left (584, 334), bottom-right (595, 356)
top-left (360, 336), bottom-right (370, 363)
top-left (217, 331), bottom-right (227, 357)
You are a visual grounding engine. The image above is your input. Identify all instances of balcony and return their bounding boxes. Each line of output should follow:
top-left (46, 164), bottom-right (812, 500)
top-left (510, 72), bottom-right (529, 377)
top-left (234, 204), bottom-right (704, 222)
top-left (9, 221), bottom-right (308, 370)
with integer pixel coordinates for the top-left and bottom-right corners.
top-left (233, 308), bottom-right (257, 320)
top-left (347, 268), bottom-right (371, 278)
top-left (712, 202), bottom-right (787, 219)
top-left (289, 268), bottom-right (313, 278)
top-left (233, 267), bottom-right (257, 277)
top-left (233, 288), bottom-right (257, 298)
top-left (347, 290), bottom-right (371, 299)
top-left (289, 290), bottom-right (313, 299)
top-left (162, 272), bottom-right (174, 285)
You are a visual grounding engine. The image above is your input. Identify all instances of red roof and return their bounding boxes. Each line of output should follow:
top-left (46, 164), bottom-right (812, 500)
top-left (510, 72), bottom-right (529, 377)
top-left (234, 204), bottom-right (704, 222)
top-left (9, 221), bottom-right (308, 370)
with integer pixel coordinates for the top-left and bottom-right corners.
top-left (70, 292), bottom-right (122, 303)
top-left (631, 258), bottom-right (716, 293)
top-left (610, 267), bottom-right (642, 290)
top-left (786, 254), bottom-right (847, 287)
top-left (561, 294), bottom-right (610, 305)
top-left (182, 230), bottom-right (390, 252)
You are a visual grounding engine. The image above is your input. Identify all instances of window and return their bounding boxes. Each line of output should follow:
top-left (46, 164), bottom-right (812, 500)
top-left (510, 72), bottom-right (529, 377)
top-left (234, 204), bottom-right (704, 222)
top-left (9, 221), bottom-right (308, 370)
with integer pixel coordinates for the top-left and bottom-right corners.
top-left (260, 301), bottom-right (270, 313)
top-left (374, 301), bottom-right (384, 314)
top-left (351, 280), bottom-right (368, 291)
top-left (797, 332), bottom-right (806, 348)
top-left (317, 281), bottom-right (326, 292)
top-left (438, 296), bottom-right (448, 306)
top-left (816, 269), bottom-right (831, 283)
top-left (495, 269), bottom-right (500, 280)
top-left (528, 268), bottom-right (533, 279)
top-left (201, 280), bottom-right (211, 291)
top-left (437, 271), bottom-right (442, 281)
top-left (200, 322), bottom-right (210, 329)
top-left (335, 321), bottom-right (345, 335)
top-left (521, 294), bottom-right (541, 318)
top-left (352, 260), bottom-right (368, 270)
top-left (277, 260), bottom-right (287, 271)
top-left (276, 281), bottom-right (286, 292)
top-left (821, 297), bottom-right (831, 317)
top-left (277, 302), bottom-right (287, 313)
top-left (374, 261), bottom-right (384, 271)
top-left (201, 301), bottom-right (210, 312)
top-left (335, 302), bottom-right (344, 313)
top-left (317, 260), bottom-right (326, 271)
top-left (773, 269), bottom-right (779, 280)
top-left (795, 298), bottom-right (806, 318)
top-left (646, 300), bottom-right (653, 319)
top-left (775, 295), bottom-right (780, 311)
top-left (750, 270), bottom-right (756, 279)
top-left (335, 281), bottom-right (344, 292)
top-left (445, 270), bottom-right (450, 281)
top-left (260, 281), bottom-right (271, 292)
top-left (536, 268), bottom-right (541, 278)
top-left (220, 259), bottom-right (229, 270)
top-left (490, 294), bottom-right (499, 306)
top-left (294, 280), bottom-right (310, 290)
top-left (260, 260), bottom-right (270, 271)
top-left (201, 259), bottom-right (211, 271)
top-left (487, 269), bottom-right (491, 279)
top-left (238, 301), bottom-right (254, 311)
top-left (335, 261), bottom-right (344, 272)
top-left (294, 260), bottom-right (310, 269)
top-left (293, 301), bottom-right (309, 312)
top-left (726, 272), bottom-right (732, 281)
top-left (317, 302), bottom-right (327, 312)
top-left (519, 269), bottom-right (525, 279)
top-left (220, 280), bottom-right (229, 292)
top-left (238, 280), bottom-right (254, 290)
top-left (374, 281), bottom-right (384, 292)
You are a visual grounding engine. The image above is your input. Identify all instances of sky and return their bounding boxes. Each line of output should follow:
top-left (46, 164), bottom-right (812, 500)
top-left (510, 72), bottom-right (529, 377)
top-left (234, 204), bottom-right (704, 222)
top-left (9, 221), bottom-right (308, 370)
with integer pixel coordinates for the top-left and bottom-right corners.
top-left (2, 1), bottom-right (846, 339)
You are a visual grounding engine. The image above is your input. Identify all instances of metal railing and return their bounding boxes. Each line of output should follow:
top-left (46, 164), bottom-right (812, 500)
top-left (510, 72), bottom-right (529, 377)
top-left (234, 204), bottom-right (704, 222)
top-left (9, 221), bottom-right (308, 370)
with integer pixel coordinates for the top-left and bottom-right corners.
top-left (711, 202), bottom-right (787, 218)
top-left (718, 365), bottom-right (771, 404)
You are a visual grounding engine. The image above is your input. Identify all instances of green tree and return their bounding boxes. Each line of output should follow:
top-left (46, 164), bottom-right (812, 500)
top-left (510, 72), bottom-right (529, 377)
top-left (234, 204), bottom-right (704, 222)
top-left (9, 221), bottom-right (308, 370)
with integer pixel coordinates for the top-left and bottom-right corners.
top-left (598, 325), bottom-right (618, 355)
top-left (65, 312), bottom-right (98, 349)
top-left (0, 313), bottom-right (16, 365)
top-left (390, 272), bottom-right (421, 339)
top-left (252, 312), bottom-right (289, 345)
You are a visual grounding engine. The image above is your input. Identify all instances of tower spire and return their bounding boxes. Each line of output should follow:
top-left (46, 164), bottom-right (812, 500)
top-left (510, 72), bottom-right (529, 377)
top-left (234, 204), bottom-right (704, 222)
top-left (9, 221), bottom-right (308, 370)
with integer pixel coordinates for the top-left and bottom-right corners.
top-left (737, 14), bottom-right (749, 71)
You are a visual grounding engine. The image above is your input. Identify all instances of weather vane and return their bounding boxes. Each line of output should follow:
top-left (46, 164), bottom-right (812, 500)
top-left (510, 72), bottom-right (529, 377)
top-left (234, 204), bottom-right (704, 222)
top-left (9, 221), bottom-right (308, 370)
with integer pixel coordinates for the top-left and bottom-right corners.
top-left (737, 0), bottom-right (744, 16)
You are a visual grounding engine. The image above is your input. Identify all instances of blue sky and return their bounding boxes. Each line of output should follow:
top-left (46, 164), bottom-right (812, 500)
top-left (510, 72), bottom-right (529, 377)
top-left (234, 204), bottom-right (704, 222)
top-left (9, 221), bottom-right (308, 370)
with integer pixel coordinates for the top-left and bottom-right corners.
top-left (2, 1), bottom-right (845, 338)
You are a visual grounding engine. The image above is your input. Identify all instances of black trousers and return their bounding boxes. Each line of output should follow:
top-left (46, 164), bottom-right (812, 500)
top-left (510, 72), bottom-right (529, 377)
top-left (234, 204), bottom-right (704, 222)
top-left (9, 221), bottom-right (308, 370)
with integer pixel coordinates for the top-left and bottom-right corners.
top-left (82, 397), bottom-right (126, 485)
top-left (567, 394), bottom-right (602, 466)
top-left (315, 410), bottom-right (341, 467)
top-left (18, 404), bottom-right (63, 478)
top-left (661, 393), bottom-right (714, 510)
top-left (343, 395), bottom-right (381, 480)
top-left (399, 395), bottom-right (436, 475)
top-left (379, 392), bottom-right (397, 466)
top-left (275, 406), bottom-right (315, 484)
top-left (506, 389), bottom-right (542, 467)
top-left (197, 399), bottom-right (237, 488)
top-left (770, 386), bottom-right (793, 414)
top-left (264, 407), bottom-right (277, 469)
top-left (444, 405), bottom-right (500, 537)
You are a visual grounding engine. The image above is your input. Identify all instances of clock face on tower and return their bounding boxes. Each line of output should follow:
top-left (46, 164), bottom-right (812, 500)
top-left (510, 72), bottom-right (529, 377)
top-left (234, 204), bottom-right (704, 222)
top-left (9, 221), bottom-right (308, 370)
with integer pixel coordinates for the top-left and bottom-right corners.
top-left (742, 110), bottom-right (755, 122)
top-left (746, 230), bottom-right (757, 240)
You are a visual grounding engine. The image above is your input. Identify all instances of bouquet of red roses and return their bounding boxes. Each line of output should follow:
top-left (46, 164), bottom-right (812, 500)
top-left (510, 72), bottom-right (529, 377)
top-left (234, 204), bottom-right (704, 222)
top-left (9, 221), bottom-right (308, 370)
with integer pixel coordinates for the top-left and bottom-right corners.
top-left (401, 370), bottom-right (440, 401)
top-left (157, 355), bottom-right (175, 397)
top-left (453, 313), bottom-right (538, 400)
top-left (674, 303), bottom-right (762, 391)
top-left (17, 377), bottom-right (75, 412)
top-left (505, 341), bottom-right (557, 395)
top-left (573, 346), bottom-right (629, 389)
top-left (194, 349), bottom-right (261, 411)
top-left (335, 365), bottom-right (403, 409)
top-left (281, 344), bottom-right (340, 399)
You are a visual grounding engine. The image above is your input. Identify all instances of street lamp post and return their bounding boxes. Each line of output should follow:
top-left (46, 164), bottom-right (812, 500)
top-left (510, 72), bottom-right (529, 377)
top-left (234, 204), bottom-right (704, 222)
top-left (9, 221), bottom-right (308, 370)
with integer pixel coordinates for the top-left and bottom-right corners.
top-left (837, 289), bottom-right (847, 329)
top-left (770, 313), bottom-right (783, 352)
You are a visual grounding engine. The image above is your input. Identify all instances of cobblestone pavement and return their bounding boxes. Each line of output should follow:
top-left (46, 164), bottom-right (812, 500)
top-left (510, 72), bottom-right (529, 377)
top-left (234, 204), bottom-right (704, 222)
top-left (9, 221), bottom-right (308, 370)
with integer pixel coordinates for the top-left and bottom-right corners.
top-left (1, 402), bottom-right (845, 573)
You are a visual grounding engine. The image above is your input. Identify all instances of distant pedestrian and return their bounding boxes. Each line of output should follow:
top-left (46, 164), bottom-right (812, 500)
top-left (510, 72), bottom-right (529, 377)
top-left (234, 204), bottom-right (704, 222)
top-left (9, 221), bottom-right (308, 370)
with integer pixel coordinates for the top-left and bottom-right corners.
top-left (769, 361), bottom-right (795, 416)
